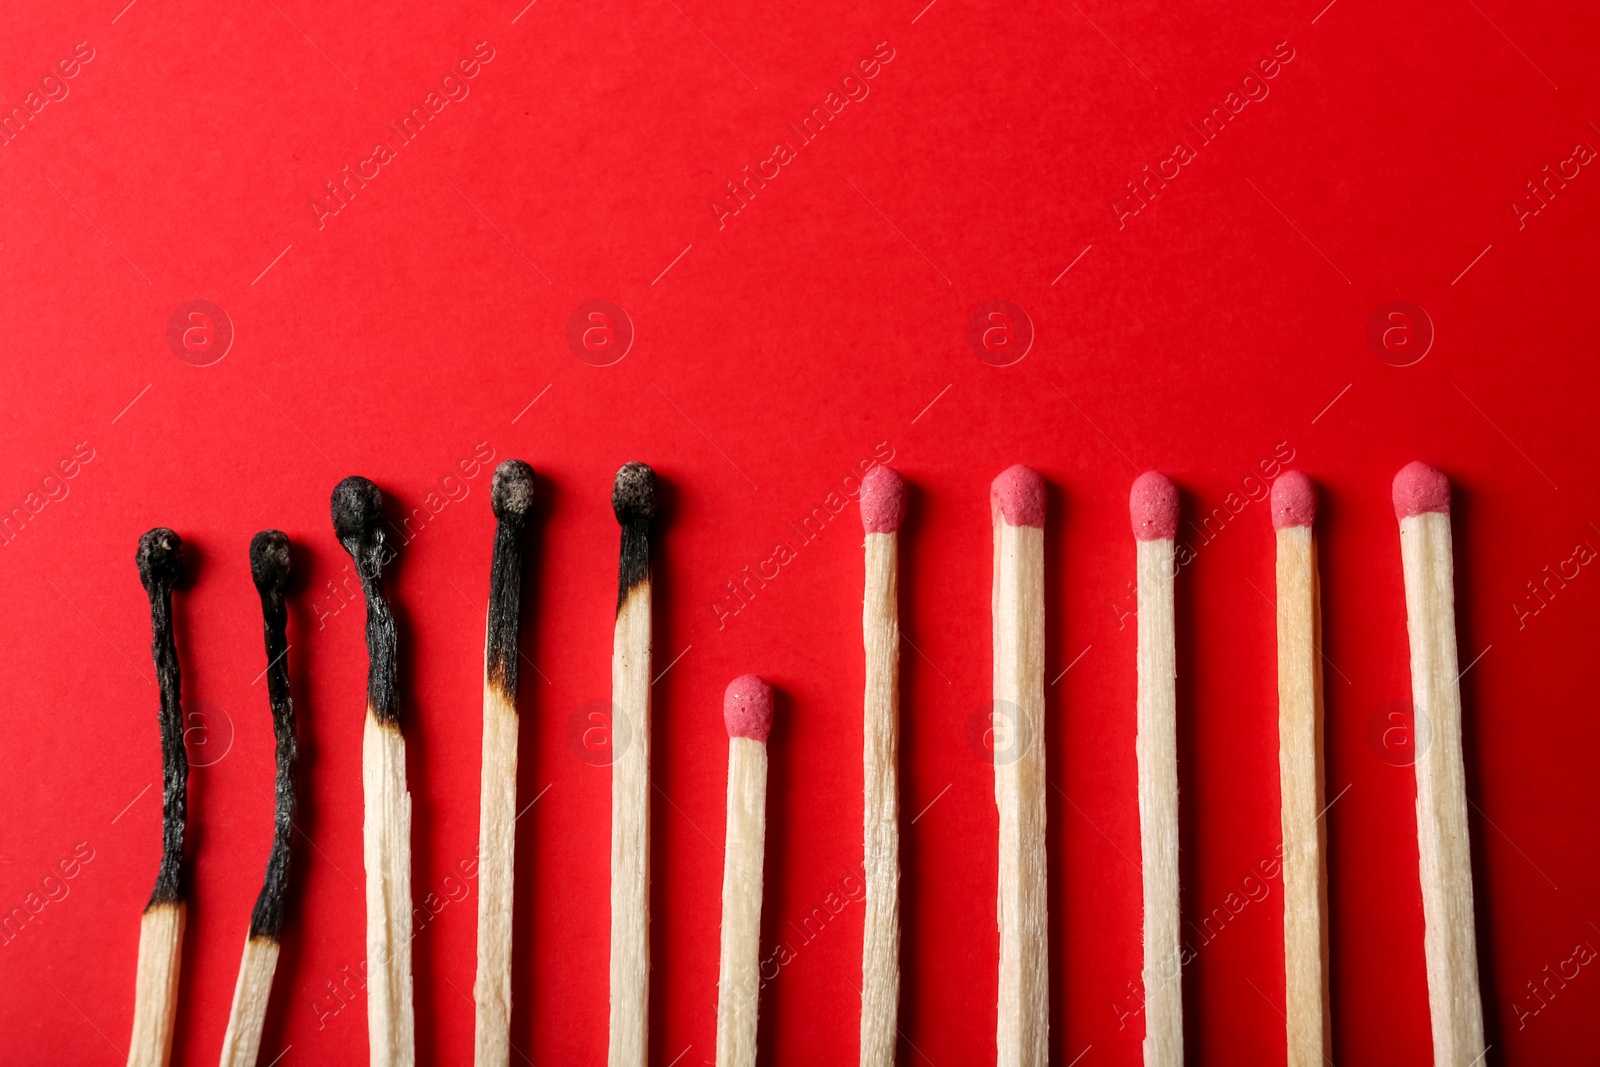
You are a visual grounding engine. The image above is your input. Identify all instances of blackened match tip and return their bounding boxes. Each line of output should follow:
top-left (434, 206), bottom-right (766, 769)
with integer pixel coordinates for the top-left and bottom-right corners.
top-left (492, 459), bottom-right (536, 521)
top-left (249, 530), bottom-right (292, 592)
top-left (136, 528), bottom-right (183, 592)
top-left (330, 475), bottom-right (384, 542)
top-left (612, 462), bottom-right (656, 525)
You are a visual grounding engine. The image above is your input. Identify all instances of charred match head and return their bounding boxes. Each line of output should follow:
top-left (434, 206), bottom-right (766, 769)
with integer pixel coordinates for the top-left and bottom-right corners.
top-left (247, 531), bottom-right (298, 942)
top-left (613, 462), bottom-right (656, 611)
top-left (486, 460), bottom-right (537, 697)
top-left (330, 476), bottom-right (400, 727)
top-left (331, 475), bottom-right (385, 554)
top-left (250, 529), bottom-right (292, 596)
top-left (137, 527), bottom-right (184, 596)
top-left (137, 528), bottom-right (187, 909)
top-left (492, 459), bottom-right (537, 525)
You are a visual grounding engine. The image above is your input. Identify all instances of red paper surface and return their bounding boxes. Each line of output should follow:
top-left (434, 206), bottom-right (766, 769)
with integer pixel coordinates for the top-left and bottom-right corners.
top-left (3, 0), bottom-right (1599, 1062)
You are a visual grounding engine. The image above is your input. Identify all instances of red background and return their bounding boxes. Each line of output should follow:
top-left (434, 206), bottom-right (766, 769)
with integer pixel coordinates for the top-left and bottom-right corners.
top-left (3, 0), bottom-right (1599, 1062)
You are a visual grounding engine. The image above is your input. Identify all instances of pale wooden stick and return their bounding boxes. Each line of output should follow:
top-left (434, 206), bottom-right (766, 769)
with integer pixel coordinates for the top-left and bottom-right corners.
top-left (1394, 462), bottom-right (1484, 1067)
top-left (218, 937), bottom-right (280, 1067)
top-left (128, 903), bottom-right (185, 1067)
top-left (475, 684), bottom-right (518, 1065)
top-left (610, 463), bottom-right (655, 1067)
top-left (364, 714), bottom-right (415, 1066)
top-left (1132, 472), bottom-right (1180, 1067)
top-left (716, 676), bottom-right (774, 1067)
top-left (474, 462), bottom-right (535, 1067)
top-left (859, 466), bottom-right (905, 1066)
top-left (331, 476), bottom-right (413, 1067)
top-left (991, 465), bottom-right (1047, 1066)
top-left (1271, 474), bottom-right (1329, 1067)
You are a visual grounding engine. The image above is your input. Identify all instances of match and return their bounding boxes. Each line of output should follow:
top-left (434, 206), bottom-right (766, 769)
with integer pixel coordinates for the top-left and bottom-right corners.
top-left (1393, 461), bottom-right (1485, 1066)
top-left (128, 528), bottom-right (188, 1067)
top-left (331, 476), bottom-right (414, 1066)
top-left (1131, 471), bottom-right (1181, 1067)
top-left (715, 675), bottom-right (775, 1067)
top-left (990, 464), bottom-right (1047, 1065)
top-left (218, 531), bottom-right (299, 1067)
top-left (1270, 473), bottom-right (1330, 1067)
top-left (858, 464), bottom-right (905, 1067)
top-left (473, 460), bottom-right (536, 1067)
top-left (609, 462), bottom-right (656, 1067)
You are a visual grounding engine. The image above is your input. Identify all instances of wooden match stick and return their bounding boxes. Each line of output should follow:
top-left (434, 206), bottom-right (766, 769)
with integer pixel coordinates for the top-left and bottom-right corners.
top-left (715, 675), bottom-right (775, 1067)
top-left (609, 462), bottom-right (656, 1067)
top-left (1393, 461), bottom-right (1485, 1067)
top-left (1131, 471), bottom-right (1181, 1067)
top-left (128, 528), bottom-right (188, 1067)
top-left (859, 465), bottom-right (905, 1067)
top-left (474, 460), bottom-right (535, 1067)
top-left (331, 476), bottom-right (415, 1067)
top-left (1270, 474), bottom-right (1330, 1067)
top-left (990, 465), bottom-right (1047, 1066)
top-left (219, 532), bottom-right (299, 1067)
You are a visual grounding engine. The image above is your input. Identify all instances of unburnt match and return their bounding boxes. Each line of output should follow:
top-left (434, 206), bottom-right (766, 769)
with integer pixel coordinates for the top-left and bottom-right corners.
top-left (128, 528), bottom-right (188, 1067)
top-left (1393, 461), bottom-right (1485, 1067)
top-left (990, 464), bottom-right (1047, 1065)
top-left (715, 675), bottom-right (775, 1067)
top-left (331, 476), bottom-right (415, 1066)
top-left (609, 462), bottom-right (656, 1067)
top-left (858, 465), bottom-right (905, 1067)
top-left (219, 531), bottom-right (299, 1067)
top-left (474, 460), bottom-right (536, 1067)
top-left (1131, 471), bottom-right (1181, 1067)
top-left (1270, 473), bottom-right (1330, 1067)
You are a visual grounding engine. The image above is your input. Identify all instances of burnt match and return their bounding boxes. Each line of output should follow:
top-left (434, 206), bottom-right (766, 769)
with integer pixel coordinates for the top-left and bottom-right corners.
top-left (331, 476), bottom-right (415, 1065)
top-left (609, 461), bottom-right (656, 1067)
top-left (474, 460), bottom-right (536, 1067)
top-left (127, 528), bottom-right (188, 1067)
top-left (219, 531), bottom-right (299, 1067)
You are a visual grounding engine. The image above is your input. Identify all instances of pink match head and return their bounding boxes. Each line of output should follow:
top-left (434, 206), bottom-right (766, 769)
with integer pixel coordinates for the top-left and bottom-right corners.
top-left (859, 465), bottom-right (906, 534)
top-left (1392, 461), bottom-right (1450, 520)
top-left (723, 674), bottom-right (774, 743)
top-left (990, 465), bottom-right (1045, 528)
top-left (1129, 471), bottom-right (1178, 541)
top-left (1270, 471), bottom-right (1316, 530)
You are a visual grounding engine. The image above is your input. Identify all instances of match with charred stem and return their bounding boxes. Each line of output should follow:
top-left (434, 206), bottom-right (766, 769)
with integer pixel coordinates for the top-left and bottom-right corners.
top-left (609, 462), bottom-right (656, 1067)
top-left (332, 476), bottom-right (415, 1067)
top-left (219, 531), bottom-right (299, 1067)
top-left (474, 460), bottom-right (536, 1067)
top-left (128, 528), bottom-right (188, 1067)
